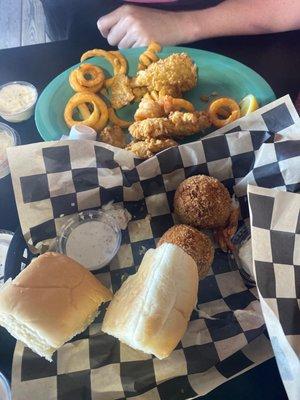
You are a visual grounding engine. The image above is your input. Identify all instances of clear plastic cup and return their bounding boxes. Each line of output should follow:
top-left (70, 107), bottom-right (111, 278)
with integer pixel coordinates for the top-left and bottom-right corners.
top-left (0, 81), bottom-right (38, 123)
top-left (57, 210), bottom-right (121, 271)
top-left (0, 123), bottom-right (20, 179)
top-left (0, 372), bottom-right (11, 400)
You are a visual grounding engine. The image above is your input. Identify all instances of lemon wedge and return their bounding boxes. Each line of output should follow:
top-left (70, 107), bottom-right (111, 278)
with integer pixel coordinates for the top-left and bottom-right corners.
top-left (239, 94), bottom-right (259, 116)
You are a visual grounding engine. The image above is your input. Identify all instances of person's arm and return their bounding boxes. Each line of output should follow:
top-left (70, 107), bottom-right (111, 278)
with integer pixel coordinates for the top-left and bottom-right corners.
top-left (97, 0), bottom-right (300, 48)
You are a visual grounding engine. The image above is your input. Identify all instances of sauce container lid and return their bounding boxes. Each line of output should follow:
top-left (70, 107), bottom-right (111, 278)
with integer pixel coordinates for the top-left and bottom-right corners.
top-left (57, 209), bottom-right (121, 271)
top-left (0, 123), bottom-right (20, 179)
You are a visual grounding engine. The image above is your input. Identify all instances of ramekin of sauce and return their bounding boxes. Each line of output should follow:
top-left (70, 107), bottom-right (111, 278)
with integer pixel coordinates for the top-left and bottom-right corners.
top-left (57, 210), bottom-right (121, 271)
top-left (0, 81), bottom-right (38, 123)
top-left (0, 123), bottom-right (20, 179)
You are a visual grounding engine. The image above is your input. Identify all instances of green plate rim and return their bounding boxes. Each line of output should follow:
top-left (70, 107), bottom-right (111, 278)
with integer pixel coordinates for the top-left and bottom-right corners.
top-left (35, 46), bottom-right (276, 142)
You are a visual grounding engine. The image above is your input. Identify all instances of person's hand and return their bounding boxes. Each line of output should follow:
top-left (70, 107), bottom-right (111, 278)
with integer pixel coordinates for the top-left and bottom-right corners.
top-left (97, 5), bottom-right (197, 48)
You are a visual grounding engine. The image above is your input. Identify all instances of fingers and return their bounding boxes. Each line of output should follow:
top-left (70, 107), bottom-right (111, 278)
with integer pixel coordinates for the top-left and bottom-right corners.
top-left (106, 22), bottom-right (127, 46)
top-left (118, 33), bottom-right (137, 49)
top-left (97, 6), bottom-right (123, 38)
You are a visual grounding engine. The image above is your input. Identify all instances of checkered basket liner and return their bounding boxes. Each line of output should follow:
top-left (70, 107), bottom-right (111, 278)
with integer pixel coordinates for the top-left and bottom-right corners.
top-left (6, 95), bottom-right (300, 399)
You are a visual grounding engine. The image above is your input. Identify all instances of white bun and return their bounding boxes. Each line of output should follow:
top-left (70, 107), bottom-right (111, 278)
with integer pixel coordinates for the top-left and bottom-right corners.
top-left (0, 252), bottom-right (112, 361)
top-left (102, 243), bottom-right (198, 359)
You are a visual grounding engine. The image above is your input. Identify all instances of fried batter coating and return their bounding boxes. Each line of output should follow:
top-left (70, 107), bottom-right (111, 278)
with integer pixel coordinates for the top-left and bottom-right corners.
top-left (168, 111), bottom-right (211, 135)
top-left (134, 96), bottom-right (165, 121)
top-left (129, 111), bottom-right (210, 140)
top-left (174, 175), bottom-right (231, 229)
top-left (108, 74), bottom-right (134, 109)
top-left (126, 138), bottom-right (177, 159)
top-left (158, 224), bottom-right (214, 279)
top-left (99, 125), bottom-right (126, 148)
top-left (135, 53), bottom-right (197, 92)
top-left (129, 117), bottom-right (175, 140)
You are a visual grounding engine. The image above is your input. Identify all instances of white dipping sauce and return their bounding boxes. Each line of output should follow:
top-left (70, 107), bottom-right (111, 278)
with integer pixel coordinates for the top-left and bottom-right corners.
top-left (66, 220), bottom-right (118, 269)
top-left (0, 83), bottom-right (37, 122)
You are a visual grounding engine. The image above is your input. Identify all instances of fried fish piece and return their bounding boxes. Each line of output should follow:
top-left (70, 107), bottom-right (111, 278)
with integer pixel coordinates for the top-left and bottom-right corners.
top-left (108, 74), bottom-right (134, 109)
top-left (168, 111), bottom-right (211, 136)
top-left (99, 125), bottom-right (126, 148)
top-left (135, 53), bottom-right (197, 93)
top-left (129, 117), bottom-right (175, 140)
top-left (129, 111), bottom-right (210, 140)
top-left (126, 138), bottom-right (178, 159)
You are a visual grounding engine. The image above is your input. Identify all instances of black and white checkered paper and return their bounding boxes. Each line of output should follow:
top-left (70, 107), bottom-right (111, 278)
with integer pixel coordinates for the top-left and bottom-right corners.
top-left (248, 185), bottom-right (300, 400)
top-left (6, 95), bottom-right (300, 399)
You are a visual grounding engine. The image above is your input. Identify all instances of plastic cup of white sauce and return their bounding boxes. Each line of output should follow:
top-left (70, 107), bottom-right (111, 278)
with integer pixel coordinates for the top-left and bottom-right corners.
top-left (57, 210), bottom-right (121, 271)
top-left (0, 81), bottom-right (38, 123)
top-left (0, 123), bottom-right (20, 179)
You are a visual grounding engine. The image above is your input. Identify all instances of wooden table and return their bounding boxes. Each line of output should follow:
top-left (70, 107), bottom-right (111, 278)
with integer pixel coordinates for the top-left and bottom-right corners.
top-left (1, 30), bottom-right (299, 399)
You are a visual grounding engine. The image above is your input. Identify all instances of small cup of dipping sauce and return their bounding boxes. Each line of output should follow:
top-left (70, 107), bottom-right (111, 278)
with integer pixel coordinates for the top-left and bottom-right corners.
top-left (57, 209), bottom-right (121, 271)
top-left (0, 81), bottom-right (38, 123)
top-left (0, 123), bottom-right (20, 179)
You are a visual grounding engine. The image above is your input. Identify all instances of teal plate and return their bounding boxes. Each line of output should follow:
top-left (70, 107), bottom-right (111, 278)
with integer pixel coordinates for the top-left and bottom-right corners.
top-left (35, 46), bottom-right (276, 142)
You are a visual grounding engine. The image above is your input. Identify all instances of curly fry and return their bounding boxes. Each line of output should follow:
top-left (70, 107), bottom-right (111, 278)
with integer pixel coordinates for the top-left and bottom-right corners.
top-left (64, 92), bottom-right (108, 131)
top-left (109, 51), bottom-right (127, 74)
top-left (138, 41), bottom-right (161, 70)
top-left (80, 49), bottom-right (120, 75)
top-left (69, 69), bottom-right (103, 93)
top-left (76, 64), bottom-right (105, 88)
top-left (108, 107), bottom-right (132, 128)
top-left (78, 103), bottom-right (91, 120)
top-left (64, 93), bottom-right (100, 129)
top-left (208, 97), bottom-right (241, 128)
top-left (163, 96), bottom-right (195, 114)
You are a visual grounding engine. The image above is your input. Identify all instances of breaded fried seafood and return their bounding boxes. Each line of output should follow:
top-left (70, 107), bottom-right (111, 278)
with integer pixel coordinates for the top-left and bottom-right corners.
top-left (158, 224), bottom-right (214, 279)
top-left (129, 111), bottom-right (210, 140)
top-left (174, 175), bottom-right (231, 229)
top-left (127, 138), bottom-right (177, 159)
top-left (135, 53), bottom-right (197, 93)
top-left (99, 125), bottom-right (126, 148)
top-left (107, 74), bottom-right (134, 109)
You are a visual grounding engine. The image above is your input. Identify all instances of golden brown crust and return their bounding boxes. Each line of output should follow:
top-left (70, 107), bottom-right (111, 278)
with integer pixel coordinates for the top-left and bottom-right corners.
top-left (129, 111), bottom-right (210, 140)
top-left (174, 175), bottom-right (231, 229)
top-left (158, 224), bottom-right (214, 279)
top-left (108, 74), bottom-right (134, 109)
top-left (135, 53), bottom-right (197, 92)
top-left (99, 125), bottom-right (126, 148)
top-left (126, 138), bottom-right (178, 159)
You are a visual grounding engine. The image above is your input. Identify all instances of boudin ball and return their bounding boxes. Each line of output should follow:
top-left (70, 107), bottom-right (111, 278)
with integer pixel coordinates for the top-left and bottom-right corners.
top-left (158, 224), bottom-right (214, 279)
top-left (174, 175), bottom-right (231, 229)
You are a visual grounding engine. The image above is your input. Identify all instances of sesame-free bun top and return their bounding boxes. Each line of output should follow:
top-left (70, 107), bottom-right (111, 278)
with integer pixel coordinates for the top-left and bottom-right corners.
top-left (174, 175), bottom-right (231, 229)
top-left (158, 224), bottom-right (214, 279)
top-left (0, 252), bottom-right (112, 360)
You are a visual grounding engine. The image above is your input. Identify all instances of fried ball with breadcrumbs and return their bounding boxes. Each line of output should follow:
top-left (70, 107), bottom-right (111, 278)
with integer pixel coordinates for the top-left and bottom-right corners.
top-left (158, 224), bottom-right (214, 279)
top-left (174, 175), bottom-right (231, 229)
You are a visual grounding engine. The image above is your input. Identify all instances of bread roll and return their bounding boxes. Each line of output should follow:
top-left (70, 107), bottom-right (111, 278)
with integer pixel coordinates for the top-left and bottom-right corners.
top-left (102, 243), bottom-right (198, 359)
top-left (0, 252), bottom-right (112, 361)
top-left (158, 224), bottom-right (214, 279)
